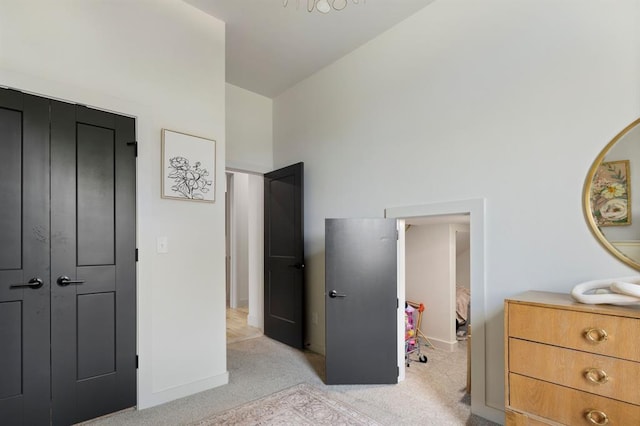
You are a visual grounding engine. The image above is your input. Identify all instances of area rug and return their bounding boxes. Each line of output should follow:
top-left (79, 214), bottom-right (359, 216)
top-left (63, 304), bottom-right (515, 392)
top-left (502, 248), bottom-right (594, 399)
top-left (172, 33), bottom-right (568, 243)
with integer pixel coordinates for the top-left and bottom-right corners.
top-left (189, 383), bottom-right (381, 426)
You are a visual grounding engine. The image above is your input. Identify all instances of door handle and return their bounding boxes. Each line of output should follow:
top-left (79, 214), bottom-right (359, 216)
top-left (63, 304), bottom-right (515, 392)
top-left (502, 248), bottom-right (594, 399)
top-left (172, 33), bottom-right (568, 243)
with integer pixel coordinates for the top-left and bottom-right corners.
top-left (288, 263), bottom-right (305, 270)
top-left (57, 276), bottom-right (85, 287)
top-left (329, 289), bottom-right (346, 298)
top-left (10, 277), bottom-right (44, 289)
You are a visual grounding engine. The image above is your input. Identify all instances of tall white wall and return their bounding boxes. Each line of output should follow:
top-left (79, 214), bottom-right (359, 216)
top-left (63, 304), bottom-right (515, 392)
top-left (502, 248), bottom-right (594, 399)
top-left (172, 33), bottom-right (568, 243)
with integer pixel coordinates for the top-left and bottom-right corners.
top-left (0, 0), bottom-right (228, 409)
top-left (405, 225), bottom-right (456, 349)
top-left (273, 0), bottom-right (640, 419)
top-left (226, 83), bottom-right (273, 173)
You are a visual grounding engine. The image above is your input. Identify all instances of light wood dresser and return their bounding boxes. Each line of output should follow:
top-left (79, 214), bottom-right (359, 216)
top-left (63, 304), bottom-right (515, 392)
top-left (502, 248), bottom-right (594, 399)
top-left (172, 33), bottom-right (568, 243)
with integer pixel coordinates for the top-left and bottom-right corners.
top-left (504, 291), bottom-right (640, 425)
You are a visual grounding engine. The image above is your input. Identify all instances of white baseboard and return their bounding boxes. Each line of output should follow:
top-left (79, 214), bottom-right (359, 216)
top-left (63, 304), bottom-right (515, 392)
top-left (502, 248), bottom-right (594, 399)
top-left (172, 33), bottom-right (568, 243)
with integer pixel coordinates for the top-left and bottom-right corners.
top-left (247, 314), bottom-right (263, 329)
top-left (307, 343), bottom-right (325, 356)
top-left (426, 336), bottom-right (458, 352)
top-left (472, 402), bottom-right (504, 425)
top-left (137, 371), bottom-right (229, 410)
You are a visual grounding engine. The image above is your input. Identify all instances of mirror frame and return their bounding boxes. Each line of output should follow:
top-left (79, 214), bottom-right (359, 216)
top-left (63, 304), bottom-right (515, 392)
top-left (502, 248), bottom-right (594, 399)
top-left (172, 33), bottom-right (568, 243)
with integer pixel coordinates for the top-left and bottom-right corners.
top-left (583, 117), bottom-right (640, 270)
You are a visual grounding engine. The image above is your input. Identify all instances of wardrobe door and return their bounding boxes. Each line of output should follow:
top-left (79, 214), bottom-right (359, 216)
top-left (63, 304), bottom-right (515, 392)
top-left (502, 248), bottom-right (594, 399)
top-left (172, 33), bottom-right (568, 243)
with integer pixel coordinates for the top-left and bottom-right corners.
top-left (50, 101), bottom-right (137, 425)
top-left (0, 90), bottom-right (51, 425)
top-left (0, 89), bottom-right (136, 425)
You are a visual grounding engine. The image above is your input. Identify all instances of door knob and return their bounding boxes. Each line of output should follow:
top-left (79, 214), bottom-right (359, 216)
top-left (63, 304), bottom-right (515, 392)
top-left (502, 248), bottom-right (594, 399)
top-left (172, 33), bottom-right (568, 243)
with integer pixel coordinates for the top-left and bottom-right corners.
top-left (10, 277), bottom-right (44, 289)
top-left (57, 276), bottom-right (86, 287)
top-left (329, 290), bottom-right (346, 298)
top-left (288, 263), bottom-right (305, 270)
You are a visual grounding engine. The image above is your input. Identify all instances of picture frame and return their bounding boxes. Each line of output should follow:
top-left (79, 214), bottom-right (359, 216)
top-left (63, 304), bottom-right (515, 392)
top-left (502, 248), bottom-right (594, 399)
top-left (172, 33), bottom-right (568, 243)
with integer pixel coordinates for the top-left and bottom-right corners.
top-left (590, 159), bottom-right (631, 226)
top-left (161, 129), bottom-right (216, 202)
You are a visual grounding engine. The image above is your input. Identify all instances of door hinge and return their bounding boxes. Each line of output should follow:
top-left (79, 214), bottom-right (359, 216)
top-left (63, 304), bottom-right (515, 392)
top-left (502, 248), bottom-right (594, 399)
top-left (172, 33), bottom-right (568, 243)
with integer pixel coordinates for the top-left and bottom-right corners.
top-left (397, 365), bottom-right (399, 377)
top-left (127, 141), bottom-right (138, 157)
top-left (397, 298), bottom-right (399, 309)
top-left (135, 248), bottom-right (139, 261)
top-left (396, 230), bottom-right (399, 240)
top-left (136, 355), bottom-right (139, 369)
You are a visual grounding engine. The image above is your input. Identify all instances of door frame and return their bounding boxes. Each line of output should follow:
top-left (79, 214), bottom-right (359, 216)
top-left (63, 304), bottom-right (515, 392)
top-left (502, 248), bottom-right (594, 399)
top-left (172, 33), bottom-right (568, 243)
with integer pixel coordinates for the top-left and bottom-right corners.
top-left (225, 168), bottom-right (266, 329)
top-left (226, 172), bottom-right (236, 308)
top-left (386, 198), bottom-right (501, 423)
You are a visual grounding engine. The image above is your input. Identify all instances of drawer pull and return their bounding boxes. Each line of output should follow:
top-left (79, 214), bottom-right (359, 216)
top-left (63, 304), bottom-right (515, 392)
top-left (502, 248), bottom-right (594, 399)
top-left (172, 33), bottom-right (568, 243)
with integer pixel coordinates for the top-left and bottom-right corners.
top-left (584, 368), bottom-right (609, 384)
top-left (586, 409), bottom-right (609, 425)
top-left (584, 328), bottom-right (608, 343)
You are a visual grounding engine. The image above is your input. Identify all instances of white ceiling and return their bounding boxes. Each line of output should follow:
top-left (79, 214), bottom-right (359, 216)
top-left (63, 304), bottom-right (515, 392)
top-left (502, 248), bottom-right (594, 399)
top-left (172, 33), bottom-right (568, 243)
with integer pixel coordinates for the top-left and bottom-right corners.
top-left (185, 0), bottom-right (435, 98)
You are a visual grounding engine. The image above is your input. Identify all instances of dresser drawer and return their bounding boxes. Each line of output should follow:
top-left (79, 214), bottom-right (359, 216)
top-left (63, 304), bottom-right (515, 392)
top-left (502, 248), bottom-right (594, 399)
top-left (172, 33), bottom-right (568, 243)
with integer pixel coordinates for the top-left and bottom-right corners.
top-left (510, 374), bottom-right (640, 425)
top-left (509, 338), bottom-right (640, 405)
top-left (509, 373), bottom-right (640, 426)
top-left (508, 303), bottom-right (640, 361)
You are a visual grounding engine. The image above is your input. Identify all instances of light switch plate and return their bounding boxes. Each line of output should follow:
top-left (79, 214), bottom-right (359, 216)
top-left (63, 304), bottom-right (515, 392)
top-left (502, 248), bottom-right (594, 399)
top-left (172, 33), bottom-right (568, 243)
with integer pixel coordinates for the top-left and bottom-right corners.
top-left (157, 236), bottom-right (169, 254)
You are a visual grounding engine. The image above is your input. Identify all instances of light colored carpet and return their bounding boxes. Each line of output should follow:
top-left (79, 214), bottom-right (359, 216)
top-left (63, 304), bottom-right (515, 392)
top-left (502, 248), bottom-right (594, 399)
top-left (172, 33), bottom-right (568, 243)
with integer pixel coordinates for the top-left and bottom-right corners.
top-left (189, 383), bottom-right (380, 426)
top-left (84, 336), bottom-right (500, 426)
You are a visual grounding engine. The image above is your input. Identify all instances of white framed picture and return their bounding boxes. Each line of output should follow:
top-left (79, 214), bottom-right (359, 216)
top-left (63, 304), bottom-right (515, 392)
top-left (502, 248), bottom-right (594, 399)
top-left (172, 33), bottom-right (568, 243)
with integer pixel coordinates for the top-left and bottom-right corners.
top-left (161, 129), bottom-right (216, 202)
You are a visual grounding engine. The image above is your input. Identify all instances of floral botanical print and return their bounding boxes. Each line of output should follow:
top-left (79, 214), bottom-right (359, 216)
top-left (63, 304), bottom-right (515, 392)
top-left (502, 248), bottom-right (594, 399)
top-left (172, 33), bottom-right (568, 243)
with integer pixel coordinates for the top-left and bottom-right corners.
top-left (167, 156), bottom-right (213, 200)
top-left (590, 160), bottom-right (631, 226)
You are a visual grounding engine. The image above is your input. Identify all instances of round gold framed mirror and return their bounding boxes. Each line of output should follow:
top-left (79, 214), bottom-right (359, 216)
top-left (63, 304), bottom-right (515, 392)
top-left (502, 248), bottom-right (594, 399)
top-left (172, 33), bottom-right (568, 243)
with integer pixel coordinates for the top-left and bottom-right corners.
top-left (584, 117), bottom-right (640, 270)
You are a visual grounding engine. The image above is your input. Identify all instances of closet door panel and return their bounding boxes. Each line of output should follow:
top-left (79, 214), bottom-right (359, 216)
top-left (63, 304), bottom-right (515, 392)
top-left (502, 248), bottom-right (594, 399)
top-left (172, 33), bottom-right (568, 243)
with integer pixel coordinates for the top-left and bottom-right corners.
top-left (0, 107), bottom-right (22, 269)
top-left (51, 102), bottom-right (136, 426)
top-left (0, 90), bottom-right (51, 426)
top-left (76, 123), bottom-right (115, 266)
top-left (0, 301), bottom-right (22, 399)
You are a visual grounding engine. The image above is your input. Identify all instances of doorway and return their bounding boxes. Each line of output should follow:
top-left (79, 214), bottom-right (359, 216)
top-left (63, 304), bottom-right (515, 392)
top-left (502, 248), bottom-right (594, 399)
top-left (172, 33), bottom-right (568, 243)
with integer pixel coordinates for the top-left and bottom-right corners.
top-left (386, 199), bottom-right (489, 419)
top-left (225, 170), bottom-right (263, 343)
top-left (404, 216), bottom-right (470, 351)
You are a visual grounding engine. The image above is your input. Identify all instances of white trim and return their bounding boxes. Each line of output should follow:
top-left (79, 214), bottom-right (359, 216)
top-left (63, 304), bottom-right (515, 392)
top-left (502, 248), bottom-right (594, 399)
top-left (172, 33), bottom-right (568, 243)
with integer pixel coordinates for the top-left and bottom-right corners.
top-left (137, 371), bottom-right (229, 410)
top-left (246, 314), bottom-right (262, 329)
top-left (228, 173), bottom-right (237, 309)
top-left (396, 219), bottom-right (406, 382)
top-left (225, 167), bottom-right (265, 177)
top-left (386, 198), bottom-right (503, 423)
top-left (425, 337), bottom-right (458, 352)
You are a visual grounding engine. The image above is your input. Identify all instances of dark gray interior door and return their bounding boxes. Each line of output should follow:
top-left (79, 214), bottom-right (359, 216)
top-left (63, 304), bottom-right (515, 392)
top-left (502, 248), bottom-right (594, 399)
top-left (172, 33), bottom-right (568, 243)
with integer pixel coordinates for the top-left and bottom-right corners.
top-left (264, 162), bottom-right (304, 349)
top-left (0, 90), bottom-right (51, 425)
top-left (0, 88), bottom-right (136, 425)
top-left (50, 102), bottom-right (137, 425)
top-left (325, 218), bottom-right (398, 384)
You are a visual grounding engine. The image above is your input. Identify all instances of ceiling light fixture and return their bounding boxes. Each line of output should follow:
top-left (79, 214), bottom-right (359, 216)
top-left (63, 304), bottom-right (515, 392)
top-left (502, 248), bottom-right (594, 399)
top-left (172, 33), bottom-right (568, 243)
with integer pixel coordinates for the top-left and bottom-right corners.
top-left (283, 0), bottom-right (361, 14)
